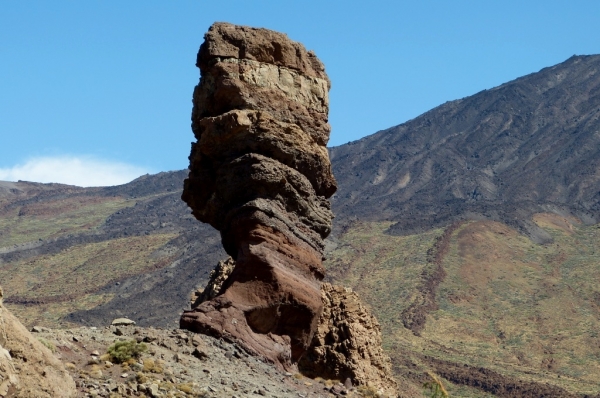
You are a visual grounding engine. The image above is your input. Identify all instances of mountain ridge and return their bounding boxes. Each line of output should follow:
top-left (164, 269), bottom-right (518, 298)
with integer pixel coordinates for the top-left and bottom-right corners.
top-left (330, 54), bottom-right (600, 242)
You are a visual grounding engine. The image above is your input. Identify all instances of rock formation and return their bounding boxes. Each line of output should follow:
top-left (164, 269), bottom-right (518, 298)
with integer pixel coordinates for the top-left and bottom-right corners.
top-left (180, 22), bottom-right (336, 368)
top-left (191, 261), bottom-right (399, 395)
top-left (299, 283), bottom-right (398, 396)
top-left (0, 287), bottom-right (76, 397)
top-left (190, 256), bottom-right (236, 307)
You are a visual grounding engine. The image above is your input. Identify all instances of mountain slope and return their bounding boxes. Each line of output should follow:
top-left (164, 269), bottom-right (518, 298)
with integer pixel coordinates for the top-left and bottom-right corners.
top-left (0, 173), bottom-right (226, 328)
top-left (330, 54), bottom-right (600, 242)
top-left (325, 217), bottom-right (600, 396)
top-left (2, 54), bottom-right (600, 396)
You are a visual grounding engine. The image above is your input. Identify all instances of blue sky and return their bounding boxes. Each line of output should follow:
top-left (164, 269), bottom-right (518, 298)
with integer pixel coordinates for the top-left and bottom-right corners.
top-left (1, 1), bottom-right (598, 186)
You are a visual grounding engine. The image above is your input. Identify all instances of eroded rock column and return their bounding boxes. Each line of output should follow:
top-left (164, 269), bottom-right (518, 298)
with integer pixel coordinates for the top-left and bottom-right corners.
top-left (180, 22), bottom-right (336, 368)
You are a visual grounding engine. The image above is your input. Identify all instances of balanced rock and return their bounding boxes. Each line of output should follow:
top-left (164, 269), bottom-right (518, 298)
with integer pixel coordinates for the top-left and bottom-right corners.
top-left (299, 283), bottom-right (398, 397)
top-left (180, 22), bottom-right (336, 368)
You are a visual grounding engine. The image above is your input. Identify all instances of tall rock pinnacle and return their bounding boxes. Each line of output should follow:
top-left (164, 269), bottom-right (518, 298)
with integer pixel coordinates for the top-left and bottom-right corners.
top-left (180, 22), bottom-right (337, 367)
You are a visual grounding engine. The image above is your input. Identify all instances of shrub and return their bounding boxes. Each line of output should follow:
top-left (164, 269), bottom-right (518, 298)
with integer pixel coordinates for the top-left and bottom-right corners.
top-left (357, 385), bottom-right (380, 397)
top-left (106, 340), bottom-right (147, 364)
top-left (143, 358), bottom-right (164, 373)
top-left (136, 372), bottom-right (148, 384)
top-left (37, 337), bottom-right (56, 352)
top-left (64, 362), bottom-right (77, 371)
top-left (177, 383), bottom-right (194, 394)
top-left (99, 353), bottom-right (111, 362)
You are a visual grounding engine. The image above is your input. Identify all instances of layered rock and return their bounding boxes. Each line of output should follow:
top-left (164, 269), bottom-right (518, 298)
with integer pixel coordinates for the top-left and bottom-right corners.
top-left (180, 22), bottom-right (336, 368)
top-left (190, 260), bottom-right (398, 395)
top-left (0, 287), bottom-right (76, 397)
top-left (299, 283), bottom-right (398, 396)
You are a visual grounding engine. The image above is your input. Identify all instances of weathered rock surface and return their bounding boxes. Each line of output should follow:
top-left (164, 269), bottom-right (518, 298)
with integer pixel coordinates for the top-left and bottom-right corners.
top-left (190, 256), bottom-right (236, 307)
top-left (299, 283), bottom-right (398, 397)
top-left (0, 287), bottom-right (76, 397)
top-left (180, 22), bottom-right (336, 368)
top-left (190, 260), bottom-right (399, 395)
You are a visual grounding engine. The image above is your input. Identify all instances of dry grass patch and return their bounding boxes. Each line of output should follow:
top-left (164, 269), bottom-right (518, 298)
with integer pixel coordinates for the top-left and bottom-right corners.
top-left (325, 219), bottom-right (600, 396)
top-left (0, 196), bottom-right (134, 247)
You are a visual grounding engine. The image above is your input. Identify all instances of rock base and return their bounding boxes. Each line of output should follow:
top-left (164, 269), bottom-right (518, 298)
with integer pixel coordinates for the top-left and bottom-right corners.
top-left (299, 283), bottom-right (398, 397)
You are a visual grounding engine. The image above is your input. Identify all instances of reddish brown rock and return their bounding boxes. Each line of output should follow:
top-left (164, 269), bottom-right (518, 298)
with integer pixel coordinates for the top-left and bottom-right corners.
top-left (180, 22), bottom-right (336, 368)
top-left (189, 261), bottom-right (399, 395)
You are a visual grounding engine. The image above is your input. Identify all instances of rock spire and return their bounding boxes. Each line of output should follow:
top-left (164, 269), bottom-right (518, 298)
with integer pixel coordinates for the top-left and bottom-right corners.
top-left (180, 22), bottom-right (336, 368)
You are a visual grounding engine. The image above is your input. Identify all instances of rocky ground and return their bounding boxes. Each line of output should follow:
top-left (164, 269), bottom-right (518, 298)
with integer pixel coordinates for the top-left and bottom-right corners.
top-left (31, 323), bottom-right (381, 398)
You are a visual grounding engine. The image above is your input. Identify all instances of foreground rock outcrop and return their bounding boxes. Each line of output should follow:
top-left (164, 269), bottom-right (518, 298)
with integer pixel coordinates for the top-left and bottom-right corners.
top-left (31, 323), bottom-right (381, 398)
top-left (0, 287), bottom-right (76, 397)
top-left (180, 22), bottom-right (337, 368)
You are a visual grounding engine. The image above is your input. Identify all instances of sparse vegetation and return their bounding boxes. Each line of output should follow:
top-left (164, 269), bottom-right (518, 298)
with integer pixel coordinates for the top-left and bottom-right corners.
top-left (325, 218), bottom-right (600, 395)
top-left (2, 232), bottom-right (177, 328)
top-left (136, 372), bottom-right (148, 384)
top-left (0, 196), bottom-right (134, 247)
top-left (176, 383), bottom-right (194, 393)
top-left (37, 337), bottom-right (56, 352)
top-left (423, 372), bottom-right (449, 397)
top-left (143, 357), bottom-right (164, 373)
top-left (106, 340), bottom-right (147, 364)
top-left (357, 385), bottom-right (380, 397)
top-left (64, 362), bottom-right (77, 370)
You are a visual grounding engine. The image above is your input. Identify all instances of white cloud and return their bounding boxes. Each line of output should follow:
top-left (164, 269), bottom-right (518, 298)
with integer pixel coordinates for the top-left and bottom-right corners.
top-left (0, 156), bottom-right (150, 187)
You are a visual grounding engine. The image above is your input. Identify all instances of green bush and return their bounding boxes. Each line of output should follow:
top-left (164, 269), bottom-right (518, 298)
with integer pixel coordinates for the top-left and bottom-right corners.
top-left (106, 340), bottom-right (147, 364)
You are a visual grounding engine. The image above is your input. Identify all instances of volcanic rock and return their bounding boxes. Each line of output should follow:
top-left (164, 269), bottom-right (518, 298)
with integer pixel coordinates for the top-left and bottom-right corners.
top-left (0, 287), bottom-right (76, 397)
top-left (189, 259), bottom-right (398, 394)
top-left (180, 22), bottom-right (337, 368)
top-left (190, 256), bottom-right (236, 308)
top-left (111, 318), bottom-right (136, 326)
top-left (329, 54), bottom-right (600, 241)
top-left (299, 283), bottom-right (398, 397)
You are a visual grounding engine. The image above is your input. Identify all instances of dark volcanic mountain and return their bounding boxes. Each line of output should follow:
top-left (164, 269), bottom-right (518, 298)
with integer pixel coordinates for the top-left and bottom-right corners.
top-left (330, 54), bottom-right (600, 242)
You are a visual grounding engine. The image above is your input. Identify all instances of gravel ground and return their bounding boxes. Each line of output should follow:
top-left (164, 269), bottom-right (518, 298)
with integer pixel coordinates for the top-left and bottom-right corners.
top-left (33, 324), bottom-right (362, 398)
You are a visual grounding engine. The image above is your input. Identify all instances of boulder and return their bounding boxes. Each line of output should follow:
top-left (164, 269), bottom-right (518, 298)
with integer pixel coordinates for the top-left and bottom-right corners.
top-left (111, 318), bottom-right (136, 326)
